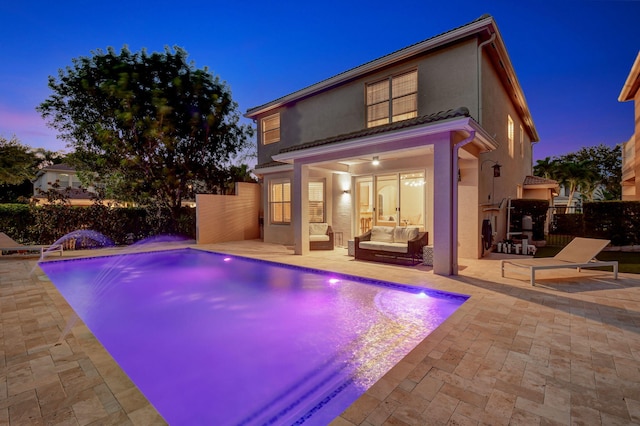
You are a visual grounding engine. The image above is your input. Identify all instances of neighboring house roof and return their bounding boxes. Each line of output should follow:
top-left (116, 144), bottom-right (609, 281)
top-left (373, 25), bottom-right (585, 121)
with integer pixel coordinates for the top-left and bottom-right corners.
top-left (619, 51), bottom-right (640, 102)
top-left (523, 175), bottom-right (558, 187)
top-left (245, 14), bottom-right (539, 142)
top-left (32, 163), bottom-right (76, 181)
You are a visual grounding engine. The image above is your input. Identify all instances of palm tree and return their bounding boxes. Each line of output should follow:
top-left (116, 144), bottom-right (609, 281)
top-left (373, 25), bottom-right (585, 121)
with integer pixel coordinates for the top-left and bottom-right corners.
top-left (554, 160), bottom-right (597, 208)
top-left (533, 156), bottom-right (562, 179)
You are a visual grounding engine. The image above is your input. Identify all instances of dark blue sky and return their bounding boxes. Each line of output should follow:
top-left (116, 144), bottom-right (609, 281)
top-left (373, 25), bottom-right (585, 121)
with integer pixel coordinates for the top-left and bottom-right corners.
top-left (1, 0), bottom-right (638, 162)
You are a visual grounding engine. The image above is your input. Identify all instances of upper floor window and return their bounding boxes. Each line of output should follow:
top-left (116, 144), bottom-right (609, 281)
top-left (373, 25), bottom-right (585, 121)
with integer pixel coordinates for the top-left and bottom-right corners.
top-left (519, 125), bottom-right (524, 159)
top-left (507, 115), bottom-right (514, 158)
top-left (366, 70), bottom-right (417, 128)
top-left (262, 113), bottom-right (280, 144)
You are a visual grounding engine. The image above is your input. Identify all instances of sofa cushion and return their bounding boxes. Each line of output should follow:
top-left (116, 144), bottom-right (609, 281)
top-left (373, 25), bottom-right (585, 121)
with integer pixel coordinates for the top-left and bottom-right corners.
top-left (393, 227), bottom-right (419, 243)
top-left (370, 226), bottom-right (394, 243)
top-left (309, 223), bottom-right (328, 236)
top-left (309, 234), bottom-right (330, 242)
top-left (359, 241), bottom-right (408, 253)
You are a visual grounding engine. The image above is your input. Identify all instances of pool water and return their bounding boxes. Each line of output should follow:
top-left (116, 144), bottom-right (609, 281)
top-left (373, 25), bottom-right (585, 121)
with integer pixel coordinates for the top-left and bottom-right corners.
top-left (40, 249), bottom-right (468, 425)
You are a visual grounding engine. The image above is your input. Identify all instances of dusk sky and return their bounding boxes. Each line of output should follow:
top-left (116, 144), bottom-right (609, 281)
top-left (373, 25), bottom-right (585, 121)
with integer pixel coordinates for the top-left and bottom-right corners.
top-left (1, 0), bottom-right (638, 162)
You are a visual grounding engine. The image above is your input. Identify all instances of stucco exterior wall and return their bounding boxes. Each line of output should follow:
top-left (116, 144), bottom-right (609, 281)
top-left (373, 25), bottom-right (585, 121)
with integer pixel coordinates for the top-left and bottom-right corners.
top-left (634, 89), bottom-right (640, 199)
top-left (196, 182), bottom-right (261, 244)
top-left (255, 39), bottom-right (480, 166)
top-left (478, 52), bottom-right (532, 206)
top-left (261, 171), bottom-right (294, 245)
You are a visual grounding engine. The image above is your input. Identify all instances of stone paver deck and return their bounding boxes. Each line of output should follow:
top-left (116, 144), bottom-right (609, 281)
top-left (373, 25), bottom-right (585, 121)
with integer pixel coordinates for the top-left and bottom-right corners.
top-left (1, 240), bottom-right (639, 425)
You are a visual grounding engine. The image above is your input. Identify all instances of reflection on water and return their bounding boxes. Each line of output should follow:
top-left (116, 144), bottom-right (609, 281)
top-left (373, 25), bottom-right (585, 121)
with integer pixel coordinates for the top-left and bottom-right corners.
top-left (40, 249), bottom-right (468, 425)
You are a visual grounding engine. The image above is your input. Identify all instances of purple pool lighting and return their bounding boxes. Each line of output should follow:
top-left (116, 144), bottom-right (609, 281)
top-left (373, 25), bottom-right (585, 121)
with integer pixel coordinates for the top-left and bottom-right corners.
top-left (40, 249), bottom-right (468, 425)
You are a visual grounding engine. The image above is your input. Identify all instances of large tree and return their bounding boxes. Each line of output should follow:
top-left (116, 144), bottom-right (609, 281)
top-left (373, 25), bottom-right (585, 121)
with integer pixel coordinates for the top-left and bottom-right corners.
top-left (534, 143), bottom-right (622, 202)
top-left (37, 46), bottom-right (253, 221)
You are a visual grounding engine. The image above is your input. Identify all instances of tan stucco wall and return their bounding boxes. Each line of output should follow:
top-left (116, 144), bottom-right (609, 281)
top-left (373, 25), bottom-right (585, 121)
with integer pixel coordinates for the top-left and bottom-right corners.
top-left (634, 89), bottom-right (640, 199)
top-left (478, 52), bottom-right (533, 208)
top-left (196, 182), bottom-right (261, 244)
top-left (256, 39), bottom-right (480, 165)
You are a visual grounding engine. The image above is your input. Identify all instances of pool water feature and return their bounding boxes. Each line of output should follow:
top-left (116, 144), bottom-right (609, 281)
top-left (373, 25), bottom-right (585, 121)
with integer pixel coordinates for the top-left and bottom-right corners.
top-left (40, 249), bottom-right (468, 425)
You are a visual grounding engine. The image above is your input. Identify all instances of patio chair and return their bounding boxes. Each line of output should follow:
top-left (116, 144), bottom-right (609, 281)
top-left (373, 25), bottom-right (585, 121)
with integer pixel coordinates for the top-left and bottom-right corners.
top-left (0, 232), bottom-right (63, 257)
top-left (500, 237), bottom-right (618, 286)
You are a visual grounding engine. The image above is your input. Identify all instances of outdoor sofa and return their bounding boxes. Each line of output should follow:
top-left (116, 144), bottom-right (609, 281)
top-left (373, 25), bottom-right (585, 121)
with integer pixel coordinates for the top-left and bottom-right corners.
top-left (355, 225), bottom-right (428, 265)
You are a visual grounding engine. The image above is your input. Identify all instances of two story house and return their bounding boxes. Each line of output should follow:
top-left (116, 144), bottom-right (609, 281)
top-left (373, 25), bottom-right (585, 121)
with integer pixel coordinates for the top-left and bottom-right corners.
top-left (245, 15), bottom-right (539, 275)
top-left (32, 163), bottom-right (97, 206)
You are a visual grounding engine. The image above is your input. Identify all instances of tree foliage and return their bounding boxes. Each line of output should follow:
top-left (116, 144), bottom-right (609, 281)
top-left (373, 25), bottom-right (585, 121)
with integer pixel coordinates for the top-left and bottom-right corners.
top-left (37, 46), bottom-right (254, 221)
top-left (0, 135), bottom-right (36, 185)
top-left (0, 136), bottom-right (65, 202)
top-left (533, 144), bottom-right (622, 202)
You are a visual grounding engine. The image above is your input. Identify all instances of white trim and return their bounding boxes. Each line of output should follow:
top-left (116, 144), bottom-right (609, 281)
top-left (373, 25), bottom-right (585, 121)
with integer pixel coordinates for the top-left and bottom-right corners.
top-left (254, 163), bottom-right (293, 175)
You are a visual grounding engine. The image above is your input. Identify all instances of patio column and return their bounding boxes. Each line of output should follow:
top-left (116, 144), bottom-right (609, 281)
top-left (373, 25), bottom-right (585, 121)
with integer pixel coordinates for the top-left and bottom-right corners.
top-left (293, 162), bottom-right (310, 255)
top-left (432, 138), bottom-right (455, 275)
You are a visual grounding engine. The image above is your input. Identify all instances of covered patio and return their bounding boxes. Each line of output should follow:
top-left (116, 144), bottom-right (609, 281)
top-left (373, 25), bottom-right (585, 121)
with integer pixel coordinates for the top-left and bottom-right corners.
top-left (259, 109), bottom-right (498, 275)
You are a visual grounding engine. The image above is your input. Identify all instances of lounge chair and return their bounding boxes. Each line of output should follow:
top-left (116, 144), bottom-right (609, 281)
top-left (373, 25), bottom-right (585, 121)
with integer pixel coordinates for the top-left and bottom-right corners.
top-left (501, 237), bottom-right (618, 286)
top-left (0, 232), bottom-right (63, 257)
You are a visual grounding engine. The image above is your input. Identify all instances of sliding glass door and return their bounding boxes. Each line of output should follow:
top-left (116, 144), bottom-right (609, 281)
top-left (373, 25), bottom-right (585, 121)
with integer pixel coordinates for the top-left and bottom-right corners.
top-left (375, 174), bottom-right (398, 226)
top-left (355, 177), bottom-right (373, 234)
top-left (399, 172), bottom-right (425, 228)
top-left (355, 171), bottom-right (425, 233)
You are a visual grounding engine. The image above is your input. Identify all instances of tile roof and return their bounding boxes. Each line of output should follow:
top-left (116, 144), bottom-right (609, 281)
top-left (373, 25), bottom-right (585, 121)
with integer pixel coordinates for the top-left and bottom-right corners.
top-left (278, 107), bottom-right (470, 154)
top-left (42, 163), bottom-right (75, 171)
top-left (255, 160), bottom-right (289, 170)
top-left (523, 175), bottom-right (558, 186)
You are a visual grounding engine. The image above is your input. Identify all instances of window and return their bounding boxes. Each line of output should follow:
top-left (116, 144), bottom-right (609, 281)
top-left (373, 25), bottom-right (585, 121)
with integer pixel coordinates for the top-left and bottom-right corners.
top-left (262, 113), bottom-right (280, 144)
top-left (366, 70), bottom-right (417, 128)
top-left (507, 115), bottom-right (514, 158)
top-left (519, 125), bottom-right (524, 159)
top-left (270, 180), bottom-right (290, 224)
top-left (309, 181), bottom-right (325, 223)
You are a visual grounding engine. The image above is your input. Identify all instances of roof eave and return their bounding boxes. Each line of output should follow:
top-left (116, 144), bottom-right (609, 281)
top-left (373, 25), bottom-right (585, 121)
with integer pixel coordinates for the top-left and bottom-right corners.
top-left (272, 116), bottom-right (497, 164)
top-left (619, 51), bottom-right (640, 102)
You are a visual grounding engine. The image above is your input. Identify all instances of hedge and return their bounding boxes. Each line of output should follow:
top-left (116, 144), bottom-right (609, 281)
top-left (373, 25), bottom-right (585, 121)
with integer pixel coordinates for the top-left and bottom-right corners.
top-left (582, 201), bottom-right (640, 246)
top-left (0, 203), bottom-right (195, 246)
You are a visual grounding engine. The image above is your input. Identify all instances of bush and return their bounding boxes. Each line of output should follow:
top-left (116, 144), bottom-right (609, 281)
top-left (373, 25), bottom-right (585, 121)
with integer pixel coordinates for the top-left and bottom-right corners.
top-left (0, 202), bottom-right (195, 246)
top-left (583, 201), bottom-right (640, 246)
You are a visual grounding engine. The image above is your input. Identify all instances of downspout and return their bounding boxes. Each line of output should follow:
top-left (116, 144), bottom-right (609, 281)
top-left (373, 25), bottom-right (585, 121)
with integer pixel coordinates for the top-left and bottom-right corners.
top-left (477, 32), bottom-right (496, 125)
top-left (451, 130), bottom-right (476, 275)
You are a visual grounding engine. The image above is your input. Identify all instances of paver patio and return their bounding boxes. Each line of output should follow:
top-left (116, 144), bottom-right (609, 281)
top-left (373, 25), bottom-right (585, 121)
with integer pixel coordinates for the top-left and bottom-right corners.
top-left (1, 240), bottom-right (639, 425)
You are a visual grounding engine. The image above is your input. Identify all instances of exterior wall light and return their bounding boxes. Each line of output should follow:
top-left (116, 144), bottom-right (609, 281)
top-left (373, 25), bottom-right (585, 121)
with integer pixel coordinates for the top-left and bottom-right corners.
top-left (372, 156), bottom-right (380, 166)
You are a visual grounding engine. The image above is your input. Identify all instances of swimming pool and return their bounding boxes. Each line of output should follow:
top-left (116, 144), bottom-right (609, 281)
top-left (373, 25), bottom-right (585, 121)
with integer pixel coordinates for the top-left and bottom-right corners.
top-left (40, 249), bottom-right (468, 425)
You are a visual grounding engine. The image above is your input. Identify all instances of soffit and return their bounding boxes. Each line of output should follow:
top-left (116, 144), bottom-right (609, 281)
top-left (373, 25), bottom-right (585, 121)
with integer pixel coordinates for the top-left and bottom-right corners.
top-left (619, 51), bottom-right (640, 102)
top-left (271, 113), bottom-right (497, 167)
